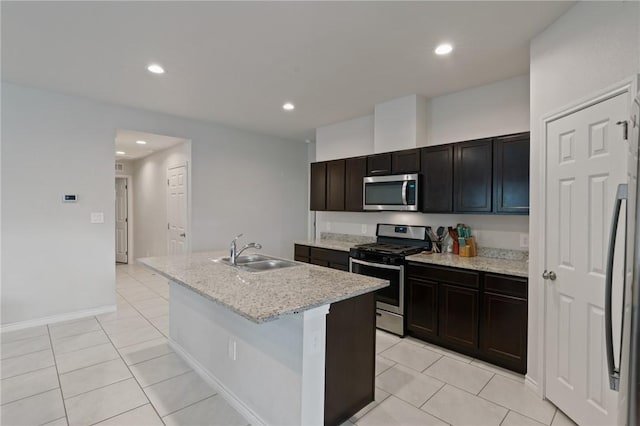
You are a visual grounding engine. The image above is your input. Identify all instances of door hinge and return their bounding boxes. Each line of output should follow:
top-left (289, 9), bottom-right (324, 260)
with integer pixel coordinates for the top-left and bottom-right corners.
top-left (617, 120), bottom-right (628, 140)
top-left (167, 179), bottom-right (170, 186)
top-left (125, 185), bottom-right (127, 189)
top-left (167, 222), bottom-right (170, 230)
top-left (125, 218), bottom-right (128, 223)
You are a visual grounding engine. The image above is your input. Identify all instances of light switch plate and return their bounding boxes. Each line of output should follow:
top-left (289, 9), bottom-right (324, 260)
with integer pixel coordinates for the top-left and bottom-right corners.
top-left (520, 233), bottom-right (529, 248)
top-left (90, 212), bottom-right (104, 224)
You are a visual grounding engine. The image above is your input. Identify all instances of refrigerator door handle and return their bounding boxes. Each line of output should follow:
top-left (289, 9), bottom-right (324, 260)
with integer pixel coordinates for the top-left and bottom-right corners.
top-left (605, 183), bottom-right (627, 391)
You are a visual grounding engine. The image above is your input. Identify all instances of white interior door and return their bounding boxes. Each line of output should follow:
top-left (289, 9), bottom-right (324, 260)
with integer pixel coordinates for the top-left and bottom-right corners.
top-left (167, 165), bottom-right (187, 255)
top-left (544, 92), bottom-right (629, 425)
top-left (115, 177), bottom-right (128, 263)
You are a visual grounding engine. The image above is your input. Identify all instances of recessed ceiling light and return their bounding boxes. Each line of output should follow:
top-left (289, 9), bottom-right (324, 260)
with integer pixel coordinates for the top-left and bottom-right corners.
top-left (147, 64), bottom-right (165, 74)
top-left (136, 140), bottom-right (147, 145)
top-left (435, 43), bottom-right (453, 55)
top-left (116, 151), bottom-right (126, 155)
top-left (282, 102), bottom-right (295, 111)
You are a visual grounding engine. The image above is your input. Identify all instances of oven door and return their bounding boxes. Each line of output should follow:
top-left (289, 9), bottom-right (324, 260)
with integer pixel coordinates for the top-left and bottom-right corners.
top-left (349, 258), bottom-right (404, 315)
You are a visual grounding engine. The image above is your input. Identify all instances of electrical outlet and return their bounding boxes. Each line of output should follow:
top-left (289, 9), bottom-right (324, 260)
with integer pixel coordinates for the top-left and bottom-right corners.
top-left (227, 339), bottom-right (237, 361)
top-left (520, 234), bottom-right (529, 248)
top-left (361, 224), bottom-right (367, 234)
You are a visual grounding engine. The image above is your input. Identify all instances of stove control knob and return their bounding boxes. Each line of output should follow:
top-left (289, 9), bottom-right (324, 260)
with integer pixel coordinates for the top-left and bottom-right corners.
top-left (382, 256), bottom-right (389, 264)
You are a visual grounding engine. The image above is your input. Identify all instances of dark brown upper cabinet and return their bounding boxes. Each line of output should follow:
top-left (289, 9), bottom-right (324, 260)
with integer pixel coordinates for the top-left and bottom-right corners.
top-left (345, 157), bottom-right (367, 211)
top-left (310, 162), bottom-right (327, 211)
top-left (454, 138), bottom-right (493, 213)
top-left (421, 145), bottom-right (454, 213)
top-left (391, 148), bottom-right (421, 174)
top-left (493, 132), bottom-right (530, 214)
top-left (326, 159), bottom-right (346, 211)
top-left (366, 153), bottom-right (392, 176)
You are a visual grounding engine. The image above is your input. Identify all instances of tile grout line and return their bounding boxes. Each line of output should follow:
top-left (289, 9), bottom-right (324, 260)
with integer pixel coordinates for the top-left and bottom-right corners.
top-left (56, 354), bottom-right (122, 377)
top-left (87, 402), bottom-right (149, 426)
top-left (0, 362), bottom-right (56, 382)
top-left (0, 331), bottom-right (50, 345)
top-left (127, 350), bottom-right (176, 368)
top-left (476, 372), bottom-right (496, 396)
top-left (115, 285), bottom-right (168, 339)
top-left (139, 366), bottom-right (193, 389)
top-left (46, 323), bottom-right (70, 425)
top-left (156, 392), bottom-right (217, 419)
top-left (63, 376), bottom-right (132, 401)
top-left (53, 338), bottom-right (112, 358)
top-left (0, 384), bottom-right (60, 407)
top-left (95, 303), bottom-right (166, 426)
top-left (550, 408), bottom-right (559, 425)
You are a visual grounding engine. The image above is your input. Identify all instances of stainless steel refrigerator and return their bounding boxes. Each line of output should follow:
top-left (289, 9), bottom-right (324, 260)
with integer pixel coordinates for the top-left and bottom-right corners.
top-left (606, 91), bottom-right (640, 425)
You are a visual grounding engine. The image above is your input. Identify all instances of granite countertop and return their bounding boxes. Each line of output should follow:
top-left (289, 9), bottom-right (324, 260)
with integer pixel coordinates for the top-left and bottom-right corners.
top-left (294, 239), bottom-right (357, 252)
top-left (138, 251), bottom-right (388, 324)
top-left (406, 252), bottom-right (529, 278)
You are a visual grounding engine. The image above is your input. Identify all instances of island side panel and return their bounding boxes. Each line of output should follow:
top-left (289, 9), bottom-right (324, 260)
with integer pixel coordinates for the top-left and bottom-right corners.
top-left (169, 281), bottom-right (329, 426)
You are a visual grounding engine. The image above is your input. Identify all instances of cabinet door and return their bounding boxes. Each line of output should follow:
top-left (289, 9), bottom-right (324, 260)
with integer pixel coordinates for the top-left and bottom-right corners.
top-left (421, 145), bottom-right (453, 213)
top-left (494, 133), bottom-right (530, 214)
top-left (439, 284), bottom-right (479, 350)
top-left (367, 153), bottom-right (392, 176)
top-left (454, 139), bottom-right (493, 213)
top-left (345, 157), bottom-right (367, 211)
top-left (407, 278), bottom-right (438, 339)
top-left (480, 292), bottom-right (527, 373)
top-left (294, 244), bottom-right (310, 263)
top-left (392, 149), bottom-right (421, 174)
top-left (310, 162), bottom-right (327, 211)
top-left (326, 159), bottom-right (345, 211)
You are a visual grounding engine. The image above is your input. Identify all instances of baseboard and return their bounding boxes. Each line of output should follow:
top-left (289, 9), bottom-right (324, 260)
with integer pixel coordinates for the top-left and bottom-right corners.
top-left (169, 339), bottom-right (266, 426)
top-left (525, 375), bottom-right (541, 397)
top-left (0, 305), bottom-right (116, 333)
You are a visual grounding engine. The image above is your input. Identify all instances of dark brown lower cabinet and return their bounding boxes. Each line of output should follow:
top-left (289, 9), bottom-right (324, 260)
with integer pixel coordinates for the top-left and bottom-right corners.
top-left (324, 292), bottom-right (375, 426)
top-left (406, 262), bottom-right (528, 374)
top-left (407, 278), bottom-right (438, 338)
top-left (438, 284), bottom-right (479, 351)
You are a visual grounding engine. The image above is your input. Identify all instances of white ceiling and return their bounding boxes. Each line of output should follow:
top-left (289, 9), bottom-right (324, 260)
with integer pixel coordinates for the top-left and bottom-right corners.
top-left (115, 129), bottom-right (187, 160)
top-left (2, 1), bottom-right (574, 142)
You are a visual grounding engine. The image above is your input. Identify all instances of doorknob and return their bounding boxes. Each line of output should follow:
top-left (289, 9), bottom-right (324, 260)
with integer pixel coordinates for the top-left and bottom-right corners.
top-left (180, 233), bottom-right (186, 237)
top-left (548, 271), bottom-right (557, 281)
top-left (542, 270), bottom-right (549, 280)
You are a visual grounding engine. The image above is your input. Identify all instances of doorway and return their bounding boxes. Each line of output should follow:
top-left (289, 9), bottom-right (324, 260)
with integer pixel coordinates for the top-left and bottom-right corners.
top-left (115, 177), bottom-right (129, 263)
top-left (167, 164), bottom-right (188, 255)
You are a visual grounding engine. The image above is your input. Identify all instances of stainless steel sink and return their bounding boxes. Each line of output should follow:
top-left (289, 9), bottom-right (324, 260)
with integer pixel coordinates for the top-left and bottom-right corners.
top-left (239, 259), bottom-right (299, 272)
top-left (213, 255), bottom-right (300, 272)
top-left (216, 254), bottom-right (272, 265)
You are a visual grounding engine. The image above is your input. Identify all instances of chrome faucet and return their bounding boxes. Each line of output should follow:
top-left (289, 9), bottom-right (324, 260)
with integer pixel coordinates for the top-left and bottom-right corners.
top-left (229, 234), bottom-right (262, 266)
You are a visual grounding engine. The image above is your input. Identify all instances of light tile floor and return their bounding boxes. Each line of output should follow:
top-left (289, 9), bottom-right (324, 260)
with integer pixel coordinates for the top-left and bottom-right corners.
top-left (0, 263), bottom-right (579, 426)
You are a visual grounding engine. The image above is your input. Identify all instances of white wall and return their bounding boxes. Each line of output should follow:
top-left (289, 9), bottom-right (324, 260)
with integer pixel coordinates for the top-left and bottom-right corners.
top-left (132, 143), bottom-right (190, 259)
top-left (1, 82), bottom-right (308, 327)
top-left (428, 74), bottom-right (530, 145)
top-left (315, 115), bottom-right (373, 162)
top-left (528, 0), bottom-right (640, 393)
top-left (374, 95), bottom-right (429, 152)
top-left (314, 75), bottom-right (531, 250)
top-left (115, 159), bottom-right (134, 176)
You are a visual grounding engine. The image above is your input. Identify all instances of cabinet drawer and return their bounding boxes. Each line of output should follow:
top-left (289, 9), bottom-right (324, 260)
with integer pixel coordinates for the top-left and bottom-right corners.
top-left (407, 263), bottom-right (479, 289)
top-left (484, 274), bottom-right (527, 299)
top-left (294, 244), bottom-right (310, 258)
top-left (310, 247), bottom-right (349, 266)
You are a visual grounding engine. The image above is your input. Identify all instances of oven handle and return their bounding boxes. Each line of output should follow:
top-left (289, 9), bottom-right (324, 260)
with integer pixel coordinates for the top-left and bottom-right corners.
top-left (349, 258), bottom-right (403, 271)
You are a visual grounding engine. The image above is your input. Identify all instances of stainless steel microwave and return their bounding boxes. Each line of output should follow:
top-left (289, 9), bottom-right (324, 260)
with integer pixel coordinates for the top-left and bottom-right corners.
top-left (363, 174), bottom-right (419, 211)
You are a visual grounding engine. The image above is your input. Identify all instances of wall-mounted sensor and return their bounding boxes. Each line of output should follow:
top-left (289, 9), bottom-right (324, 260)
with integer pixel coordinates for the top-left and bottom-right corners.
top-left (63, 194), bottom-right (78, 203)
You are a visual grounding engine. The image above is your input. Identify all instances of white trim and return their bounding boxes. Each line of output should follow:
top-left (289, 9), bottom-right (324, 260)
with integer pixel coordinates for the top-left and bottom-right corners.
top-left (170, 338), bottom-right (266, 426)
top-left (0, 305), bottom-right (116, 333)
top-left (525, 375), bottom-right (539, 395)
top-left (535, 74), bottom-right (640, 401)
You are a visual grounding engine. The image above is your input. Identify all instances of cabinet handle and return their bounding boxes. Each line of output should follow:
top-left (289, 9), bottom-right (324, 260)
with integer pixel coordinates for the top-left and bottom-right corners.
top-left (369, 169), bottom-right (387, 174)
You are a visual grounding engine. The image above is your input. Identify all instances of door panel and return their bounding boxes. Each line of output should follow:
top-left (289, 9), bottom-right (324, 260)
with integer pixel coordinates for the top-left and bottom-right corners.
top-left (115, 177), bottom-right (128, 263)
top-left (168, 165), bottom-right (188, 255)
top-left (545, 92), bottom-right (628, 425)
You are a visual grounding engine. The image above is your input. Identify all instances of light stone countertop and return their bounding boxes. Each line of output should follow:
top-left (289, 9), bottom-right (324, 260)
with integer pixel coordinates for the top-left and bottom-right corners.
top-left (406, 252), bottom-right (529, 278)
top-left (294, 239), bottom-right (356, 252)
top-left (138, 251), bottom-right (388, 324)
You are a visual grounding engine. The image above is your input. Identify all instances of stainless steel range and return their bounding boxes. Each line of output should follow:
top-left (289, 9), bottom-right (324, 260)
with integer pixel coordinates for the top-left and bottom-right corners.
top-left (349, 224), bottom-right (432, 336)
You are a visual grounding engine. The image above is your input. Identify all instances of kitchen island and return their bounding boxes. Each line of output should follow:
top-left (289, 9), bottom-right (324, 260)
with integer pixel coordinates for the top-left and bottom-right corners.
top-left (139, 251), bottom-right (387, 426)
